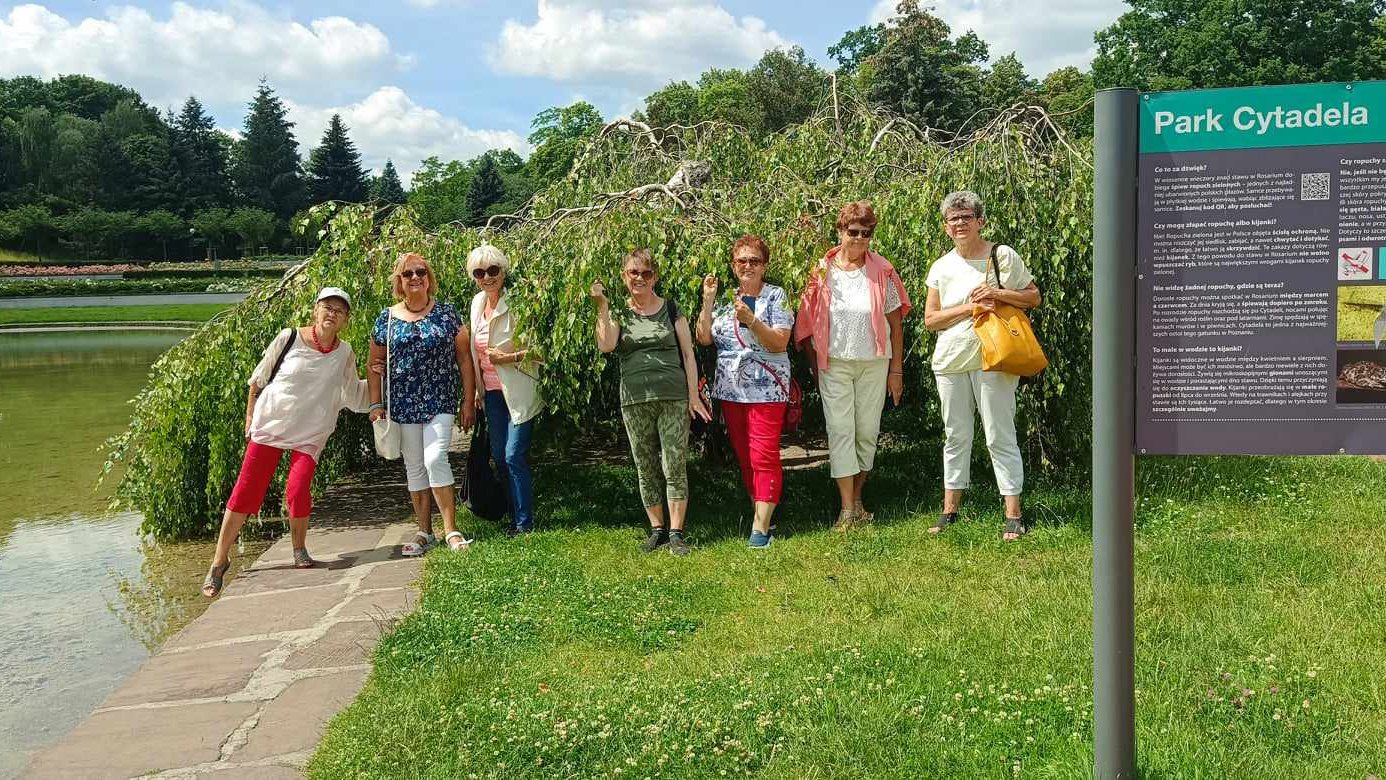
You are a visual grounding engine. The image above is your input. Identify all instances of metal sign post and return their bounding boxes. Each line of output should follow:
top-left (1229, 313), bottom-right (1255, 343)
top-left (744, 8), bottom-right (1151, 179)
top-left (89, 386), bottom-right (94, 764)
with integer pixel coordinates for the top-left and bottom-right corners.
top-left (1093, 87), bottom-right (1139, 779)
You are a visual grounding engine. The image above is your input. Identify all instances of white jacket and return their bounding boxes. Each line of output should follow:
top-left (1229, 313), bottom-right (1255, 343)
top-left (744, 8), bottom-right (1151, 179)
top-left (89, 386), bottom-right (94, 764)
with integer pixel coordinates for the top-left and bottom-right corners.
top-left (469, 291), bottom-right (543, 425)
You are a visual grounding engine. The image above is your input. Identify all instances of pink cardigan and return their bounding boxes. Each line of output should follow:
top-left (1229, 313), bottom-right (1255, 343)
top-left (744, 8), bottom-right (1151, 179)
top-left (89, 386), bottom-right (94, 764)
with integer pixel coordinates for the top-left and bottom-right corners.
top-left (793, 247), bottom-right (912, 371)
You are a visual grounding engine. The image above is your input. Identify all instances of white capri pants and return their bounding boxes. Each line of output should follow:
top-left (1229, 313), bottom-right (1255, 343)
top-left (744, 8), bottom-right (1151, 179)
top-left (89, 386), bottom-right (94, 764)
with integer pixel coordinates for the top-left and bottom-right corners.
top-left (819, 358), bottom-right (890, 479)
top-left (935, 370), bottom-right (1023, 495)
top-left (399, 413), bottom-right (455, 491)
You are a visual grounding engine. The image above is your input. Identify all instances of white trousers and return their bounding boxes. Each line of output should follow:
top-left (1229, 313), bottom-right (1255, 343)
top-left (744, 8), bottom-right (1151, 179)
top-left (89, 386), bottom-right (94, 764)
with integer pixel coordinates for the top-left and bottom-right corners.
top-left (399, 413), bottom-right (455, 491)
top-left (935, 370), bottom-right (1023, 495)
top-left (820, 358), bottom-right (889, 479)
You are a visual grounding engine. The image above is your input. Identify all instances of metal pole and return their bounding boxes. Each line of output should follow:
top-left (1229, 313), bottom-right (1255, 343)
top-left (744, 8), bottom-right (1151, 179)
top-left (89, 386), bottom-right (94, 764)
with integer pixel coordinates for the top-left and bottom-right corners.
top-left (1093, 87), bottom-right (1139, 779)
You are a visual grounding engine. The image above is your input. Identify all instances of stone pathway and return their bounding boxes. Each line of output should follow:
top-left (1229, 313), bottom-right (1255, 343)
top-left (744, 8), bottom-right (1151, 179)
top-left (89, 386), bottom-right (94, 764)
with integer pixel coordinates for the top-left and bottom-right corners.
top-left (25, 521), bottom-right (425, 779)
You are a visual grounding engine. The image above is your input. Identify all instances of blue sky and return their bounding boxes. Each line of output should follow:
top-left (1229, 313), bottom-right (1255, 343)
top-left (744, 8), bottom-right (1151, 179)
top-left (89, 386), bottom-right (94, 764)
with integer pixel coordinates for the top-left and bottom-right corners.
top-left (0, 0), bottom-right (1126, 180)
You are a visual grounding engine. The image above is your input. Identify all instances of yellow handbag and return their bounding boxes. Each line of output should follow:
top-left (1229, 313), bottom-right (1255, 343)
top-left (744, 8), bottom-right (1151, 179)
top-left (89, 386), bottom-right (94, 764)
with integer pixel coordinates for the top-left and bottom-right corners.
top-left (972, 244), bottom-right (1047, 377)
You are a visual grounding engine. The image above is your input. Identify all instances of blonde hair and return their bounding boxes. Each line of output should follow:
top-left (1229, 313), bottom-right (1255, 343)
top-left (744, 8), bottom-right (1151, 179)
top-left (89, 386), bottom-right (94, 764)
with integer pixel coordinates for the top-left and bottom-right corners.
top-left (623, 248), bottom-right (656, 273)
top-left (466, 243), bottom-right (511, 274)
top-left (390, 252), bottom-right (438, 300)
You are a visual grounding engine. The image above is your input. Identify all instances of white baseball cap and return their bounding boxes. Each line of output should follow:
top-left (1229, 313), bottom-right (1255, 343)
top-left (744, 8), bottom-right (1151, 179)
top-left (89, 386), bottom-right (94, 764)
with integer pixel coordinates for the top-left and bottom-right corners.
top-left (315, 287), bottom-right (352, 308)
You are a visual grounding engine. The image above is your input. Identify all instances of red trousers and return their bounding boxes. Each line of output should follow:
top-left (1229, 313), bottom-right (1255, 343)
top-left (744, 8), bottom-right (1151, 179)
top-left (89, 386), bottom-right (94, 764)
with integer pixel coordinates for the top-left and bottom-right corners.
top-left (721, 400), bottom-right (786, 504)
top-left (226, 441), bottom-right (316, 518)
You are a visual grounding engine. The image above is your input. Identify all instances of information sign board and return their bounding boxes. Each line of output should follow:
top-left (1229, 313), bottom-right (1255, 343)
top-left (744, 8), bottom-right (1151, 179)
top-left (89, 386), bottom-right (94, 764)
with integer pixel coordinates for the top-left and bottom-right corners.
top-left (1137, 81), bottom-right (1386, 454)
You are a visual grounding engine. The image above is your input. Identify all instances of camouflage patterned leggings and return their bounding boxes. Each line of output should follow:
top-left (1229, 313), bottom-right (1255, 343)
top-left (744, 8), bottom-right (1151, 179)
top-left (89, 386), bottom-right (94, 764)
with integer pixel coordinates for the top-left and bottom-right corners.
top-left (620, 399), bottom-right (690, 507)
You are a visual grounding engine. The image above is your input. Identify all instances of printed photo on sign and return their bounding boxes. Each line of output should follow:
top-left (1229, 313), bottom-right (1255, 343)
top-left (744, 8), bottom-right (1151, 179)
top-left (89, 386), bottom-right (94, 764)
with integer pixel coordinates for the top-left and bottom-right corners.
top-left (1337, 348), bottom-right (1386, 404)
top-left (1338, 247), bottom-right (1372, 280)
top-left (1336, 285), bottom-right (1386, 344)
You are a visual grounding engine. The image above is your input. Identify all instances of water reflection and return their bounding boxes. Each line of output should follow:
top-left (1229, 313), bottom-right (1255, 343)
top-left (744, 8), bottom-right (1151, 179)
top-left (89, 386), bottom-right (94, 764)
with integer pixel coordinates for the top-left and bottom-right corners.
top-left (0, 329), bottom-right (268, 778)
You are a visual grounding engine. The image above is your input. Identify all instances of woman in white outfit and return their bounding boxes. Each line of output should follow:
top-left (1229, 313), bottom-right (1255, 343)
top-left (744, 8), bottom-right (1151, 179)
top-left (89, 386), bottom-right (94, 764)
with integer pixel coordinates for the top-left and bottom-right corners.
top-left (923, 191), bottom-right (1041, 541)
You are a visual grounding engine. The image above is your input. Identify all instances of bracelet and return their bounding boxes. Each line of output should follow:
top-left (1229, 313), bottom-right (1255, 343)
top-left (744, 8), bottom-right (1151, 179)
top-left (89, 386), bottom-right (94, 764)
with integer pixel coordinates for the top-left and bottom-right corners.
top-left (889, 370), bottom-right (904, 375)
top-left (368, 402), bottom-right (385, 410)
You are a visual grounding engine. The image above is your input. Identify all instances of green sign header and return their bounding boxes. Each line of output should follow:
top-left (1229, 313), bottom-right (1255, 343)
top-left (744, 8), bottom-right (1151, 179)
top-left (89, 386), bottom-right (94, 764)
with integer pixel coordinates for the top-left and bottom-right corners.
top-left (1139, 81), bottom-right (1386, 153)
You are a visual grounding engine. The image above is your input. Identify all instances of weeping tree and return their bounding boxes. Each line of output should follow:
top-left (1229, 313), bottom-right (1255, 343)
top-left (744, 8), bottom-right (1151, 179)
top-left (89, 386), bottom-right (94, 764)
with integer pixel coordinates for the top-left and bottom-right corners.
top-left (108, 97), bottom-right (1094, 541)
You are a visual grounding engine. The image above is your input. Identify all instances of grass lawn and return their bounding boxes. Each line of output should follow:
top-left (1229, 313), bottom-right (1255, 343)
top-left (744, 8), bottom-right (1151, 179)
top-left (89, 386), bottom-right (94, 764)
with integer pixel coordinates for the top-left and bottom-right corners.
top-left (0, 303), bottom-right (229, 325)
top-left (310, 442), bottom-right (1386, 778)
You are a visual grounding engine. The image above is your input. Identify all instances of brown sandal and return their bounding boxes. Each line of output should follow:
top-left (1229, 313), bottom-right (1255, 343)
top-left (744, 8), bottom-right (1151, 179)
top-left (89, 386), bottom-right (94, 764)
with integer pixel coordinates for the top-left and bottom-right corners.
top-left (293, 548), bottom-right (318, 569)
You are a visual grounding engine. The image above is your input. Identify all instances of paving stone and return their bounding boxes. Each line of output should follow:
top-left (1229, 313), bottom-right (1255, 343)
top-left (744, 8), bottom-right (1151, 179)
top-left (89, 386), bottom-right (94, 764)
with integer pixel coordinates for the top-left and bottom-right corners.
top-left (337, 588), bottom-right (415, 621)
top-left (227, 563), bottom-right (361, 596)
top-left (205, 765), bottom-right (304, 778)
top-left (234, 670), bottom-right (368, 762)
top-left (254, 527), bottom-right (387, 567)
top-left (359, 559), bottom-right (422, 591)
top-left (24, 701), bottom-right (257, 779)
top-left (282, 621), bottom-right (381, 670)
top-left (167, 586), bottom-right (348, 649)
top-left (102, 640), bottom-right (278, 707)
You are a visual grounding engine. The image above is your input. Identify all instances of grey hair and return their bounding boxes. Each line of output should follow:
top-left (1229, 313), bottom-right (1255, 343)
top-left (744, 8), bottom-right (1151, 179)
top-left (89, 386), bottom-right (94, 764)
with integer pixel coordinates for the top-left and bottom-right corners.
top-left (940, 191), bottom-right (985, 220)
top-left (465, 243), bottom-right (510, 274)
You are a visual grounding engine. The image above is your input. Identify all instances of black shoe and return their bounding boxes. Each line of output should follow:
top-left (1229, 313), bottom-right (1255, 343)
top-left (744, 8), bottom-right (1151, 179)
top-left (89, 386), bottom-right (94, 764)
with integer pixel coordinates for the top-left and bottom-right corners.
top-left (504, 525), bottom-right (519, 539)
top-left (642, 527), bottom-right (669, 552)
top-left (668, 531), bottom-right (691, 557)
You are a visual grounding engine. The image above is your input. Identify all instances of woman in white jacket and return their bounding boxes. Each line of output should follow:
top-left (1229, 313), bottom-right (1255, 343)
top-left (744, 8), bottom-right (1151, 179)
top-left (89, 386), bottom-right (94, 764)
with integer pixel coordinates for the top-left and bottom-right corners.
top-left (467, 244), bottom-right (543, 535)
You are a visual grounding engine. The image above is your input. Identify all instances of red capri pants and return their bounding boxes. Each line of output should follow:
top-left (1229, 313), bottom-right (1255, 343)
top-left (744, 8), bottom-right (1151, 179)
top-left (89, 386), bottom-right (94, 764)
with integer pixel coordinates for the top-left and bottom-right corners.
top-left (226, 441), bottom-right (316, 518)
top-left (721, 400), bottom-right (786, 504)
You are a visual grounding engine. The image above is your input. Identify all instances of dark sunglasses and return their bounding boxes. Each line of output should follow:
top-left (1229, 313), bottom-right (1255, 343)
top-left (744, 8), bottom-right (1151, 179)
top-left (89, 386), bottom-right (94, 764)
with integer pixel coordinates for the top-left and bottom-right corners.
top-left (845, 228), bottom-right (874, 239)
top-left (733, 255), bottom-right (767, 266)
top-left (400, 268), bottom-right (429, 279)
top-left (472, 265), bottom-right (503, 279)
top-left (625, 268), bottom-right (655, 280)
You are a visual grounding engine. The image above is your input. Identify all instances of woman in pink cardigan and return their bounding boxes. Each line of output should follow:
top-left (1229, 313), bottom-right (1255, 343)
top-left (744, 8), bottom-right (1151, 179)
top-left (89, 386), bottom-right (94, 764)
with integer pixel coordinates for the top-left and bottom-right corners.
top-left (794, 201), bottom-right (911, 531)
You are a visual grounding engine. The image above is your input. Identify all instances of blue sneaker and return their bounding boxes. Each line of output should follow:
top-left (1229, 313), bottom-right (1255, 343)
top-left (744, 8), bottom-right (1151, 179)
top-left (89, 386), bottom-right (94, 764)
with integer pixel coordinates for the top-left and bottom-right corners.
top-left (748, 530), bottom-right (772, 549)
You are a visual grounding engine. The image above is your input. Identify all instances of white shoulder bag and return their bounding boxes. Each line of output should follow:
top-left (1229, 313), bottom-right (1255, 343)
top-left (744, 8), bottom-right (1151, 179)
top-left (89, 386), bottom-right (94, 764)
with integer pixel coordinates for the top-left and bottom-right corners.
top-left (372, 310), bottom-right (403, 460)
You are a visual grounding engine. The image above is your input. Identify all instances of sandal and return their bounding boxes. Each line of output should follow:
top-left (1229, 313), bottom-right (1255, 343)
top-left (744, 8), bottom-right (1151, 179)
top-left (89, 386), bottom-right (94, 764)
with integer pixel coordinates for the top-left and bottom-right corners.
top-left (444, 530), bottom-right (472, 551)
top-left (853, 501), bottom-right (874, 525)
top-left (1002, 517), bottom-right (1027, 541)
top-left (401, 531), bottom-right (435, 557)
top-left (929, 512), bottom-right (959, 535)
top-left (201, 561), bottom-right (230, 598)
top-left (832, 508), bottom-right (856, 533)
top-left (293, 548), bottom-right (318, 569)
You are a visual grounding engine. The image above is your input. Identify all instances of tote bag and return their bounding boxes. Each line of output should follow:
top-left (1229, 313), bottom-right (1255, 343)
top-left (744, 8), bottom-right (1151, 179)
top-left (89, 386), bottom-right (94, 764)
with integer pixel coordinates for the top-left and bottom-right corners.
top-left (465, 416), bottom-right (508, 522)
top-left (372, 311), bottom-right (403, 460)
top-left (973, 244), bottom-right (1048, 378)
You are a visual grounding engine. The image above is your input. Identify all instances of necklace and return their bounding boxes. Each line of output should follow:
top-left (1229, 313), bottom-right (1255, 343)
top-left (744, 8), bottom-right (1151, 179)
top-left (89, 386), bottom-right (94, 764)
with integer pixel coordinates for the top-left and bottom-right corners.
top-left (404, 298), bottom-right (429, 314)
top-left (310, 325), bottom-right (337, 353)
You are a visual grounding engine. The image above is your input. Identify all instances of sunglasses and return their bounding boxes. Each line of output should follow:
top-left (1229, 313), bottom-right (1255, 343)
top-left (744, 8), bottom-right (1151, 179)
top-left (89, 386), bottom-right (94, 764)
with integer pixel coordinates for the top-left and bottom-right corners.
top-left (845, 228), bottom-right (874, 239)
top-left (399, 268), bottom-right (429, 279)
top-left (946, 214), bottom-right (977, 225)
top-left (733, 256), bottom-right (767, 266)
top-left (625, 268), bottom-right (655, 281)
top-left (472, 265), bottom-right (503, 279)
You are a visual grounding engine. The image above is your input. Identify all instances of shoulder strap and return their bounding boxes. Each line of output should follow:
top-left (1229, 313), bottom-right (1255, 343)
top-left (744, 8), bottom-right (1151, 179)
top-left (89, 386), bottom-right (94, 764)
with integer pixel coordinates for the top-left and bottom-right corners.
top-left (267, 329), bottom-right (296, 385)
top-left (665, 298), bottom-right (685, 369)
top-left (988, 243), bottom-right (1003, 290)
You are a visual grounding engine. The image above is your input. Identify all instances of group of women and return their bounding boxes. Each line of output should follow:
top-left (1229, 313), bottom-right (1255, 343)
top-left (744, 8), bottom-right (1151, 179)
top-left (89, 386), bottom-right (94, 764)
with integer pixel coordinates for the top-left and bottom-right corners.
top-left (201, 191), bottom-right (1040, 595)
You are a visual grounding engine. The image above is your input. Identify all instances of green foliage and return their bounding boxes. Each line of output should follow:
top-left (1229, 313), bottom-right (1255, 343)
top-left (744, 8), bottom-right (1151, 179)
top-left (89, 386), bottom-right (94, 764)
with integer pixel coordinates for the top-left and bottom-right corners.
top-left (226, 207), bottom-right (278, 253)
top-left (465, 154), bottom-right (505, 226)
top-left (138, 209), bottom-right (186, 261)
top-left (861, 0), bottom-right (991, 133)
top-left (829, 23), bottom-right (886, 74)
top-left (981, 54), bottom-right (1038, 111)
top-left (526, 101), bottom-right (605, 188)
top-left (171, 96), bottom-right (231, 213)
top-left (231, 81), bottom-right (305, 220)
top-left (115, 98), bottom-right (1093, 539)
top-left (306, 114), bottom-right (368, 204)
top-left (406, 156), bottom-right (474, 227)
top-left (0, 276), bottom-right (252, 298)
top-left (369, 159), bottom-right (407, 205)
top-left (638, 50), bottom-right (828, 139)
top-left (1038, 67), bottom-right (1096, 138)
top-left (1093, 0), bottom-right (1386, 90)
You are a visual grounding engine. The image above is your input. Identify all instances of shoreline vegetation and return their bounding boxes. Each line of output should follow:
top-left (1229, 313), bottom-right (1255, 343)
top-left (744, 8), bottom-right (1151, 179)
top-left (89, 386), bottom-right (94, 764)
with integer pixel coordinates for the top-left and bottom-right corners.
top-left (0, 303), bottom-right (231, 326)
top-left (308, 449), bottom-right (1386, 777)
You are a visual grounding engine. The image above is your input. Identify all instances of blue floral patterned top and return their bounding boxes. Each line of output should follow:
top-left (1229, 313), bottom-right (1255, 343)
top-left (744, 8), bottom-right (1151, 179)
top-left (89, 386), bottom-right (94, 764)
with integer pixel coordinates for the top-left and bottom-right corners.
top-left (710, 284), bottom-right (794, 404)
top-left (371, 302), bottom-right (464, 424)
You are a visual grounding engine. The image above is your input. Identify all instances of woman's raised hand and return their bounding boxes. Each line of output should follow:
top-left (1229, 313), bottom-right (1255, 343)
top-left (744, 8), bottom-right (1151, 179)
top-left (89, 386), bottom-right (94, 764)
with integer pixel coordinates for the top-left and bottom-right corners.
top-left (589, 280), bottom-right (608, 302)
top-left (701, 274), bottom-right (718, 302)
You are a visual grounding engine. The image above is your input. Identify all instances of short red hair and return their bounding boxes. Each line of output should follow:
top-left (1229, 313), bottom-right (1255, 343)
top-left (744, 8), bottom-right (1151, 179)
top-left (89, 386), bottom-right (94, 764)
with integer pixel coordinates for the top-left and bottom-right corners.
top-left (390, 252), bottom-right (439, 300)
top-left (731, 234), bottom-right (770, 263)
top-left (835, 201), bottom-right (878, 231)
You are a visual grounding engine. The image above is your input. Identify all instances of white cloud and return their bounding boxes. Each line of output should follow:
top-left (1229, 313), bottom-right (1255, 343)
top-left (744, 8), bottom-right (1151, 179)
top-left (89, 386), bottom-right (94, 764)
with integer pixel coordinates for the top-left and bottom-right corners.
top-left (289, 87), bottom-right (530, 181)
top-left (490, 0), bottom-right (790, 92)
top-left (868, 0), bottom-right (1124, 76)
top-left (0, 2), bottom-right (409, 109)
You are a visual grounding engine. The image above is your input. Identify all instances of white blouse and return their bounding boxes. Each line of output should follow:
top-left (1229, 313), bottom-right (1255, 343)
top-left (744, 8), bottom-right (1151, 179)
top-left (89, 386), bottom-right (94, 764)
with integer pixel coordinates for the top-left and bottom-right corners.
top-left (246, 328), bottom-right (371, 461)
top-left (925, 244), bottom-right (1034, 374)
top-left (827, 265), bottom-right (902, 360)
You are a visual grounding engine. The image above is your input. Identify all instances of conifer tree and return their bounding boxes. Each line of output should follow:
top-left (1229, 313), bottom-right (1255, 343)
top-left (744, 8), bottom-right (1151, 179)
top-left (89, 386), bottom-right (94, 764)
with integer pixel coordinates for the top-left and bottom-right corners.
top-left (171, 96), bottom-right (230, 213)
top-left (464, 153), bottom-right (505, 226)
top-left (369, 159), bottom-right (407, 204)
top-left (230, 81), bottom-right (304, 219)
top-left (306, 113), bottom-right (368, 204)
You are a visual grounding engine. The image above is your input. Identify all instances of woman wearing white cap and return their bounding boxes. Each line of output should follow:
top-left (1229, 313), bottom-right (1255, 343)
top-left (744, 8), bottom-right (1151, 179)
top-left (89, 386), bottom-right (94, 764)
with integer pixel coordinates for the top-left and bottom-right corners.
top-left (202, 287), bottom-right (371, 598)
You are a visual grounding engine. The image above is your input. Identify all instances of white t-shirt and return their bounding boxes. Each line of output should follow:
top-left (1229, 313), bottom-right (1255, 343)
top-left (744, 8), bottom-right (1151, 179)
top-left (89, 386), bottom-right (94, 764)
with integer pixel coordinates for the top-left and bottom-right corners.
top-left (925, 243), bottom-right (1034, 374)
top-left (827, 265), bottom-right (903, 360)
top-left (247, 328), bottom-right (371, 461)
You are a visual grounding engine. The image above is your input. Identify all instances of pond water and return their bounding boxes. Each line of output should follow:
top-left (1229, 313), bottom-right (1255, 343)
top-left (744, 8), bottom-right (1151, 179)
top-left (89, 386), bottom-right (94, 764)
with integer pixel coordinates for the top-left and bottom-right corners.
top-left (0, 330), bottom-right (265, 778)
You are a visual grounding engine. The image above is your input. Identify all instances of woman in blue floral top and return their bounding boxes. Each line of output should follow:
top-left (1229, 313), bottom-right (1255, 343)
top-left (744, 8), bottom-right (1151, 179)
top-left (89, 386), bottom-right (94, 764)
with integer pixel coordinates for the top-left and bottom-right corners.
top-left (368, 252), bottom-right (477, 555)
top-left (695, 235), bottom-right (794, 549)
